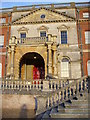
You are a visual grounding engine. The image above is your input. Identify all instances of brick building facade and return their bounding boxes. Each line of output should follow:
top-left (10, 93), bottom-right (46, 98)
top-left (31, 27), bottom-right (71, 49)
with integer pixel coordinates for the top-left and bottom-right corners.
top-left (0, 2), bottom-right (89, 79)
top-left (0, 12), bottom-right (11, 78)
top-left (76, 6), bottom-right (90, 76)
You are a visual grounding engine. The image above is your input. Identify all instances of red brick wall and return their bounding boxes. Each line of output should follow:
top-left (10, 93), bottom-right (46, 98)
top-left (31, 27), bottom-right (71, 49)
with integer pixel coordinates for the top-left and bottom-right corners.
top-left (0, 13), bottom-right (11, 77)
top-left (77, 8), bottom-right (90, 76)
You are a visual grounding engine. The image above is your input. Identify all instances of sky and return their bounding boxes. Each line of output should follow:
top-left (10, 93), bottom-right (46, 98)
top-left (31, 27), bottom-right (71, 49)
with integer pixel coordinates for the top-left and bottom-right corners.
top-left (0, 0), bottom-right (89, 9)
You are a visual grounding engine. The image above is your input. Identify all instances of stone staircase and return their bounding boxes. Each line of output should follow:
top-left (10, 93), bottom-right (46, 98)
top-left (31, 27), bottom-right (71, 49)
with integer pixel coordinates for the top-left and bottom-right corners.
top-left (49, 92), bottom-right (89, 119)
top-left (36, 76), bottom-right (90, 119)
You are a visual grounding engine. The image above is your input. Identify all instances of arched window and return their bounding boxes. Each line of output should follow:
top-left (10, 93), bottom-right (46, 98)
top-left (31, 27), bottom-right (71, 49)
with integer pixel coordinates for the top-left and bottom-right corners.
top-left (87, 60), bottom-right (90, 76)
top-left (61, 58), bottom-right (69, 77)
top-left (0, 63), bottom-right (2, 78)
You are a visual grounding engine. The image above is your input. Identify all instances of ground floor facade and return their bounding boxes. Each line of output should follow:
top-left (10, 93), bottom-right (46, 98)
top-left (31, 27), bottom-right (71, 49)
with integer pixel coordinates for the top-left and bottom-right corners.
top-left (6, 36), bottom-right (81, 80)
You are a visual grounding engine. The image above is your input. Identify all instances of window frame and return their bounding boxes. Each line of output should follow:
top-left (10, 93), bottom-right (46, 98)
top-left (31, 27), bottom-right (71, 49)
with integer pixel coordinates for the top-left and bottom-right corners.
top-left (85, 31), bottom-right (90, 44)
top-left (0, 18), bottom-right (6, 24)
top-left (61, 58), bottom-right (70, 78)
top-left (61, 31), bottom-right (67, 44)
top-left (40, 31), bottom-right (46, 37)
top-left (20, 33), bottom-right (26, 39)
top-left (0, 63), bottom-right (2, 78)
top-left (41, 14), bottom-right (45, 19)
top-left (83, 12), bottom-right (90, 18)
top-left (0, 35), bottom-right (4, 47)
top-left (87, 60), bottom-right (90, 76)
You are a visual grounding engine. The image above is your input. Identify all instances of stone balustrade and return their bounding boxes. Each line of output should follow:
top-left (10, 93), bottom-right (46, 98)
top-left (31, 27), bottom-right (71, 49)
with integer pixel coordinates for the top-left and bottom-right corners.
top-left (36, 76), bottom-right (88, 115)
top-left (1, 79), bottom-right (43, 93)
top-left (17, 37), bottom-right (47, 44)
top-left (1, 78), bottom-right (76, 93)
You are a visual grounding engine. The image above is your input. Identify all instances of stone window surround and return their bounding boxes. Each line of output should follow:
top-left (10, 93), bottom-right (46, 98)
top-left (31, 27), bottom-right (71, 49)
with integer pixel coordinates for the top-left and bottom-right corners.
top-left (37, 25), bottom-right (49, 37)
top-left (57, 25), bottom-right (70, 44)
top-left (17, 27), bottom-right (29, 38)
top-left (58, 56), bottom-right (71, 79)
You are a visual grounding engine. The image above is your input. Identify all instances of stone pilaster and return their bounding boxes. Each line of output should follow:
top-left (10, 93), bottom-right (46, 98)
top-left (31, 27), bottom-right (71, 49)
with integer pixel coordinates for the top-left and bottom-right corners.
top-left (48, 43), bottom-right (52, 74)
top-left (53, 48), bottom-right (57, 76)
top-left (53, 35), bottom-right (57, 43)
top-left (10, 45), bottom-right (15, 78)
top-left (7, 47), bottom-right (11, 76)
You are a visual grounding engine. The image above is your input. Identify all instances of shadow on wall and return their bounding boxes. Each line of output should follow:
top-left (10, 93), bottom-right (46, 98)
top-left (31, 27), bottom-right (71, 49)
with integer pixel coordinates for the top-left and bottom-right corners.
top-left (20, 104), bottom-right (27, 118)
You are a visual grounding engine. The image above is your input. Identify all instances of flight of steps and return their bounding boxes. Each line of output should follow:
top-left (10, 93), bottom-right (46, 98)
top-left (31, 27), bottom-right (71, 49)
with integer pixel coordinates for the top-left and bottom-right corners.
top-left (40, 91), bottom-right (89, 119)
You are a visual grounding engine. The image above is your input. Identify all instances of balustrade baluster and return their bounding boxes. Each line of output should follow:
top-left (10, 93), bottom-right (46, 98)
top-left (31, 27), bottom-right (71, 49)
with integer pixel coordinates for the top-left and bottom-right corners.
top-left (0, 79), bottom-right (1, 89)
top-left (81, 80), bottom-right (83, 91)
top-left (58, 92), bottom-right (61, 102)
top-left (11, 81), bottom-right (13, 90)
top-left (39, 80), bottom-right (41, 90)
top-left (54, 81), bottom-right (56, 90)
top-left (56, 93), bottom-right (59, 104)
top-left (3, 81), bottom-right (4, 90)
top-left (29, 82), bottom-right (31, 90)
top-left (26, 81), bottom-right (28, 91)
top-left (47, 97), bottom-right (50, 108)
top-left (76, 81), bottom-right (79, 94)
top-left (50, 97), bottom-right (52, 107)
top-left (69, 87), bottom-right (71, 98)
top-left (51, 81), bottom-right (52, 90)
top-left (66, 88), bottom-right (68, 100)
top-left (35, 81), bottom-right (38, 89)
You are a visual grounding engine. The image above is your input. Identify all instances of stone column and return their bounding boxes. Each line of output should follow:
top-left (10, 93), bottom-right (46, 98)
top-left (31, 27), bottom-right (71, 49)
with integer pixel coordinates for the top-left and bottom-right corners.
top-left (53, 35), bottom-right (57, 43)
top-left (10, 45), bottom-right (15, 78)
top-left (7, 47), bottom-right (11, 76)
top-left (48, 34), bottom-right (52, 42)
top-left (48, 44), bottom-right (52, 74)
top-left (53, 48), bottom-right (57, 76)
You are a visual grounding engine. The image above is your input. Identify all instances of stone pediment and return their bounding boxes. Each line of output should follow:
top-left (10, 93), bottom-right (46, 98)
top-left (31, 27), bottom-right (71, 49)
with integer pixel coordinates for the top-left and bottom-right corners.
top-left (12, 7), bottom-right (75, 24)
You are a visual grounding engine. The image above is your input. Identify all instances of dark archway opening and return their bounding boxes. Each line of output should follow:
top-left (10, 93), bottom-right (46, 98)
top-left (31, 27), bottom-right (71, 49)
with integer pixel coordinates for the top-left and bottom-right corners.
top-left (19, 52), bottom-right (45, 80)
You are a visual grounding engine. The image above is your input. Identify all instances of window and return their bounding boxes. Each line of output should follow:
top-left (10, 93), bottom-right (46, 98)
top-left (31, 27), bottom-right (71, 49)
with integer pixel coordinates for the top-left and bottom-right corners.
top-left (40, 31), bottom-right (46, 37)
top-left (61, 58), bottom-right (69, 77)
top-left (0, 18), bottom-right (6, 23)
top-left (61, 31), bottom-right (67, 44)
top-left (83, 13), bottom-right (90, 18)
top-left (0, 63), bottom-right (2, 78)
top-left (0, 35), bottom-right (4, 47)
top-left (87, 60), bottom-right (90, 76)
top-left (41, 14), bottom-right (45, 18)
top-left (20, 33), bottom-right (26, 38)
top-left (85, 31), bottom-right (90, 44)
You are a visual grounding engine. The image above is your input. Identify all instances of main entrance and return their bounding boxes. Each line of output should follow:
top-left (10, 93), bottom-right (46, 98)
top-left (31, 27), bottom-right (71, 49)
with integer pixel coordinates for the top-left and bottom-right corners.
top-left (19, 52), bottom-right (45, 80)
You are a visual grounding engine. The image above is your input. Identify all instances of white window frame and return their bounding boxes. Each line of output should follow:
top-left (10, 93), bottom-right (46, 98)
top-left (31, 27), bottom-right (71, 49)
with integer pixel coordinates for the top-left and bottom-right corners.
top-left (83, 13), bottom-right (89, 18)
top-left (0, 63), bottom-right (2, 78)
top-left (0, 18), bottom-right (6, 23)
top-left (61, 58), bottom-right (69, 78)
top-left (0, 35), bottom-right (4, 47)
top-left (85, 31), bottom-right (90, 44)
top-left (87, 60), bottom-right (90, 76)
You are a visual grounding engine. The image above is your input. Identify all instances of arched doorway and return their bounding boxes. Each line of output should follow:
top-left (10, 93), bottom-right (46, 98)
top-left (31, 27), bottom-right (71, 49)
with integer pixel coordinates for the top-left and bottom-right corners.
top-left (19, 52), bottom-right (45, 80)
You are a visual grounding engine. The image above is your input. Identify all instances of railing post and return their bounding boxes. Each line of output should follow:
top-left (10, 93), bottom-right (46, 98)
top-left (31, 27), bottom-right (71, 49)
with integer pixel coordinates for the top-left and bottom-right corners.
top-left (42, 80), bottom-right (49, 91)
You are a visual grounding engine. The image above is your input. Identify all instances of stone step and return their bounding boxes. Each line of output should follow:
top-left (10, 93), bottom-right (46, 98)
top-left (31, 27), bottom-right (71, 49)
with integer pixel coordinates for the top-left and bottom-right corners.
top-left (71, 99), bottom-right (89, 104)
top-left (64, 108), bottom-right (89, 113)
top-left (65, 102), bottom-right (89, 109)
top-left (58, 106), bottom-right (65, 113)
top-left (50, 112), bottom-right (89, 118)
top-left (77, 92), bottom-right (89, 100)
top-left (50, 108), bottom-right (57, 115)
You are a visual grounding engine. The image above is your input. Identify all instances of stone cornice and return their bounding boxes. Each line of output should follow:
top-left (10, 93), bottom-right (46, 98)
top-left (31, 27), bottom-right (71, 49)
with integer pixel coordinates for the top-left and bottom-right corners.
top-left (12, 19), bottom-right (75, 25)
